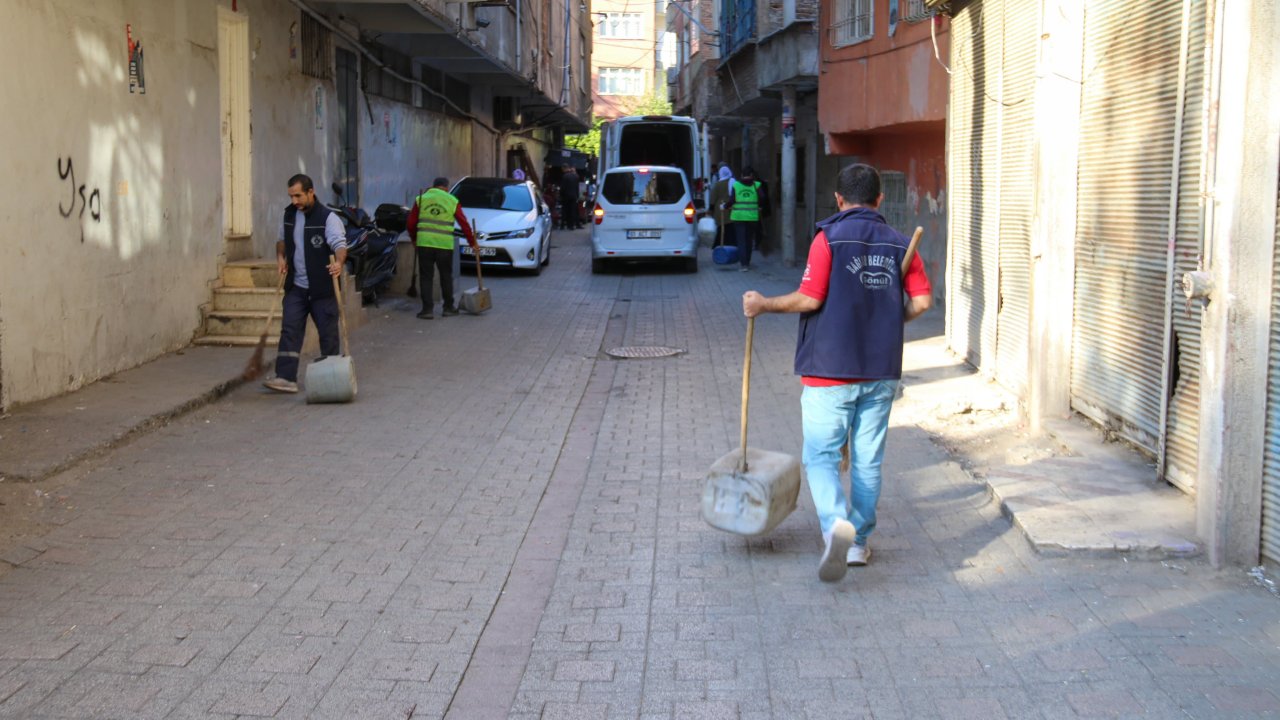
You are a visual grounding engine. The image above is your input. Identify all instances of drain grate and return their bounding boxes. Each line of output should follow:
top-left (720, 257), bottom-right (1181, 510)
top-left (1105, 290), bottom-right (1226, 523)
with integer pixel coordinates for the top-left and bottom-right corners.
top-left (605, 346), bottom-right (685, 359)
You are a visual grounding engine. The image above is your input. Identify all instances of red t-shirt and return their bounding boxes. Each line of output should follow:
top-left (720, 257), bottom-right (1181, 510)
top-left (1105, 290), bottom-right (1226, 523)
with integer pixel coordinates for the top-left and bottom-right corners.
top-left (796, 230), bottom-right (932, 387)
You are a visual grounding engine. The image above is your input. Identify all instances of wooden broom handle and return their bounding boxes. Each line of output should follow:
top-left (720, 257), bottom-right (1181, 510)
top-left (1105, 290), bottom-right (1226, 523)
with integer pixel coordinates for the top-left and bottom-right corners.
top-left (329, 256), bottom-right (350, 357)
top-left (740, 316), bottom-right (754, 474)
top-left (903, 227), bottom-right (923, 278)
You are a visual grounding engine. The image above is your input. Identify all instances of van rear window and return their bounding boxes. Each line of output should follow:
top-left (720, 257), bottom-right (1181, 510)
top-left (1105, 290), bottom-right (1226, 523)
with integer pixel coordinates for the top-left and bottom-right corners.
top-left (602, 171), bottom-right (685, 205)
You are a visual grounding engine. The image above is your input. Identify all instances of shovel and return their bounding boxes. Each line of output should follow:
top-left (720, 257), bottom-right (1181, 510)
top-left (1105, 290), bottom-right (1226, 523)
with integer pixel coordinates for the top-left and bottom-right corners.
top-left (701, 316), bottom-right (801, 536)
top-left (460, 240), bottom-right (492, 315)
top-left (305, 256), bottom-right (357, 404)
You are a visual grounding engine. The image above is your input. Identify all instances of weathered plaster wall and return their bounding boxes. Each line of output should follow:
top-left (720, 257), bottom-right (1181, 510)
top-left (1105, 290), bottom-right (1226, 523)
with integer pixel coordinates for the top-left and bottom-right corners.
top-left (0, 0), bottom-right (478, 409)
top-left (0, 0), bottom-right (224, 408)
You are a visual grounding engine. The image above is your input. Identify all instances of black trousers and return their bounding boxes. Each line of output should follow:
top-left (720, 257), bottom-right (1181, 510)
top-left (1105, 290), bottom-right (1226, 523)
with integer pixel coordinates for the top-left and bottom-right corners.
top-left (560, 195), bottom-right (580, 228)
top-left (733, 221), bottom-right (758, 267)
top-left (274, 285), bottom-right (339, 382)
top-left (417, 245), bottom-right (455, 311)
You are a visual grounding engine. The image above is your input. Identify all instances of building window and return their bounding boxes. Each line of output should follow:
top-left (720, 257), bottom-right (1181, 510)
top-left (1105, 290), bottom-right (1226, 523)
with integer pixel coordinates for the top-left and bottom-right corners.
top-left (598, 13), bottom-right (643, 39)
top-left (902, 0), bottom-right (932, 23)
top-left (831, 0), bottom-right (873, 48)
top-left (879, 171), bottom-right (908, 231)
top-left (598, 67), bottom-right (644, 95)
top-left (300, 11), bottom-right (331, 79)
top-left (362, 44), bottom-right (412, 104)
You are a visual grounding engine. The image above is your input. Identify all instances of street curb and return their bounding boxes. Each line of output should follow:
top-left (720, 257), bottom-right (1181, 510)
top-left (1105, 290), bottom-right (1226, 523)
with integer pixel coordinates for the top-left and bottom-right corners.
top-left (1, 372), bottom-right (249, 483)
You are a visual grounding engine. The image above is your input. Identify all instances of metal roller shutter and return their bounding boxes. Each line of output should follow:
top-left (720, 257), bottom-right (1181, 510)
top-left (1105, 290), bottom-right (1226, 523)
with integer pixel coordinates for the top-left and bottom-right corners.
top-left (946, 1), bottom-right (1001, 369)
top-left (1263, 157), bottom-right (1280, 565)
top-left (994, 1), bottom-right (1036, 398)
top-left (1163, 0), bottom-right (1208, 492)
top-left (1071, 0), bottom-right (1185, 451)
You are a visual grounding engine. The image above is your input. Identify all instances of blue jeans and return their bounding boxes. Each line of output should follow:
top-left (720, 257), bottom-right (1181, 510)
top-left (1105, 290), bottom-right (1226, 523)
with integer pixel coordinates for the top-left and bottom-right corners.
top-left (800, 380), bottom-right (898, 545)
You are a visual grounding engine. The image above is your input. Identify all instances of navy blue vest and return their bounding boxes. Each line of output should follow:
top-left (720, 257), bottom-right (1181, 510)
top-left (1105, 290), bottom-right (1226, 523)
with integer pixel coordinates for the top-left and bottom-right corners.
top-left (282, 203), bottom-right (336, 299)
top-left (794, 208), bottom-right (909, 380)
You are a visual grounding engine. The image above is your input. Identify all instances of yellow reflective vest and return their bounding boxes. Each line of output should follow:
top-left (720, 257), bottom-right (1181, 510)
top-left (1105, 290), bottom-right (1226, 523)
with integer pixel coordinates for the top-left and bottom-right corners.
top-left (415, 188), bottom-right (459, 249)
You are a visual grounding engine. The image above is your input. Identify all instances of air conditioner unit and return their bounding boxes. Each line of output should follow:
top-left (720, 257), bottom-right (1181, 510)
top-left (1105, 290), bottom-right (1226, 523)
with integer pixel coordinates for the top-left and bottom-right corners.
top-left (494, 96), bottom-right (522, 129)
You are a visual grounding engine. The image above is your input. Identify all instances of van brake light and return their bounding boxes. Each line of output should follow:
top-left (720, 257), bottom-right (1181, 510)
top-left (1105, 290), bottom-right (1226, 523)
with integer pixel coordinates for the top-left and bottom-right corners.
top-left (683, 202), bottom-right (696, 224)
top-left (593, 203), bottom-right (605, 225)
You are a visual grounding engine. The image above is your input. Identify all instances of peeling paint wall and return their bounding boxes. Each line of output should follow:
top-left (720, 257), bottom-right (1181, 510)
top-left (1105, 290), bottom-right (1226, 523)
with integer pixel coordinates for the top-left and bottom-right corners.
top-left (0, 0), bottom-right (476, 409)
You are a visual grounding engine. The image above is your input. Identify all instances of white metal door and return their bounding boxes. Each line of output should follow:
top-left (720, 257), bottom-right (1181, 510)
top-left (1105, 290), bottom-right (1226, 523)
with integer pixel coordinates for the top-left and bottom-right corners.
top-left (1071, 0), bottom-right (1187, 453)
top-left (946, 1), bottom-right (1001, 369)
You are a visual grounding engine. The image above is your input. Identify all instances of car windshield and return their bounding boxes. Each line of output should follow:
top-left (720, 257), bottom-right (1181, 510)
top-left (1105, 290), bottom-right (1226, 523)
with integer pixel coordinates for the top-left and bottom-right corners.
top-left (602, 170), bottom-right (685, 206)
top-left (453, 180), bottom-right (533, 212)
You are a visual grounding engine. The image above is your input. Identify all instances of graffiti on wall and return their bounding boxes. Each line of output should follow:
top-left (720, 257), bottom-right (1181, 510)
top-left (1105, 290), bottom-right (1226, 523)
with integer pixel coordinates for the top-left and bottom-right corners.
top-left (57, 157), bottom-right (102, 241)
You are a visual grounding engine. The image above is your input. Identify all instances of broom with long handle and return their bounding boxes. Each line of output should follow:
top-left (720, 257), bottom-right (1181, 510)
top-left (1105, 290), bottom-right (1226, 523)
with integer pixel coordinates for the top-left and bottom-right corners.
top-left (242, 271), bottom-right (287, 381)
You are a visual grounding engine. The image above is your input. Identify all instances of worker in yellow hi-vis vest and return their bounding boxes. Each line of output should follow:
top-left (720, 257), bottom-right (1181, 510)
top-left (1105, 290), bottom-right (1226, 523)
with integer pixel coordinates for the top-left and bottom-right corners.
top-left (407, 177), bottom-right (477, 319)
top-left (723, 167), bottom-right (766, 272)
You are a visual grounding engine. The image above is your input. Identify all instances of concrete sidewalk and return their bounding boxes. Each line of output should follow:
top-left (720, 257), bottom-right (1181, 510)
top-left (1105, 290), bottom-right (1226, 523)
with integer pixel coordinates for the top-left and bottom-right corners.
top-left (0, 346), bottom-right (251, 482)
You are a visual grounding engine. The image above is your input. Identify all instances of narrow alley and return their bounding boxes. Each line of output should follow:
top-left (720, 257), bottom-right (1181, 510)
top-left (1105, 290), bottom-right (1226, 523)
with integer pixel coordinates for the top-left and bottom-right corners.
top-left (0, 233), bottom-right (1277, 719)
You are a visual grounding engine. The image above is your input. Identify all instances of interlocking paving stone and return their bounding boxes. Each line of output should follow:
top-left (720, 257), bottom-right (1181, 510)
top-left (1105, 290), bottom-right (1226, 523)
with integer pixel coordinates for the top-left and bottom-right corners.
top-left (1, 238), bottom-right (1279, 719)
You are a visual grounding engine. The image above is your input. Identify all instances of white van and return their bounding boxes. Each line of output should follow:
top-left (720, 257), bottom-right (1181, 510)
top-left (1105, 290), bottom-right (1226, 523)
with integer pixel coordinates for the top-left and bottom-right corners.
top-left (597, 115), bottom-right (710, 208)
top-left (590, 166), bottom-right (698, 274)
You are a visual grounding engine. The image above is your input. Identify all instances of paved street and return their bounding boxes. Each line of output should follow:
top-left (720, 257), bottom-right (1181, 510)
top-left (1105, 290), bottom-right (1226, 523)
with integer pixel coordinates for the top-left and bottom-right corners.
top-left (1, 230), bottom-right (1279, 720)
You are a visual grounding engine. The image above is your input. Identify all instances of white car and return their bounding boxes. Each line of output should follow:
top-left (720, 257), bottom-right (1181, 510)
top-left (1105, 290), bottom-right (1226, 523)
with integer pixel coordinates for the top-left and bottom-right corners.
top-left (590, 166), bottom-right (698, 274)
top-left (452, 177), bottom-right (553, 274)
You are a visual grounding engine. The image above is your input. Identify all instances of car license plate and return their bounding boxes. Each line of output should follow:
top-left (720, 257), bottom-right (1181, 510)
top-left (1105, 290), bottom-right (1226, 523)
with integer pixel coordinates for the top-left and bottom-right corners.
top-left (461, 246), bottom-right (497, 257)
top-left (627, 229), bottom-right (662, 239)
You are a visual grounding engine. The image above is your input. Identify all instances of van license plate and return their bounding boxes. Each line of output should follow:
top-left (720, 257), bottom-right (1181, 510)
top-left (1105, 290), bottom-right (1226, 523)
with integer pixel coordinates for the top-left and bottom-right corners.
top-left (627, 230), bottom-right (662, 239)
top-left (461, 246), bottom-right (497, 256)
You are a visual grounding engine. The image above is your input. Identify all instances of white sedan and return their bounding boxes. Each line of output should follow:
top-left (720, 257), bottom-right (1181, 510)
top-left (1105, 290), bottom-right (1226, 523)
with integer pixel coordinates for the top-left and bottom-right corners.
top-left (452, 177), bottom-right (553, 274)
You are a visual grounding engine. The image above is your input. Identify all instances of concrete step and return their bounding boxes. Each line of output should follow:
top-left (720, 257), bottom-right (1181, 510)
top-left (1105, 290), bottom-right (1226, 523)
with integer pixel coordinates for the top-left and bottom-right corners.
top-left (192, 334), bottom-right (280, 347)
top-left (223, 260), bottom-right (280, 289)
top-left (213, 287), bottom-right (280, 312)
top-left (204, 310), bottom-right (280, 337)
top-left (225, 234), bottom-right (256, 263)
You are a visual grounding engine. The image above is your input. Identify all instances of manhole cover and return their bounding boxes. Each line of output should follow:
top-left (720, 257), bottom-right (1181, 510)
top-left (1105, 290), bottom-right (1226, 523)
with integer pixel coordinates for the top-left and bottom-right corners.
top-left (605, 346), bottom-right (685, 359)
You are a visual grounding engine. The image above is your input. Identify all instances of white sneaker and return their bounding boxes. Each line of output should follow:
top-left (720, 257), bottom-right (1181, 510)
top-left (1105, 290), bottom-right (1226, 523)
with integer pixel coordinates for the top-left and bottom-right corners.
top-left (846, 543), bottom-right (870, 566)
top-left (262, 377), bottom-right (299, 394)
top-left (818, 519), bottom-right (855, 582)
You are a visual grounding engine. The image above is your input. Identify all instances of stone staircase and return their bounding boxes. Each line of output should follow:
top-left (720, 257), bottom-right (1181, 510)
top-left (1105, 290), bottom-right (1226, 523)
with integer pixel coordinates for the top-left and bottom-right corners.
top-left (195, 258), bottom-right (367, 348)
top-left (195, 259), bottom-right (283, 346)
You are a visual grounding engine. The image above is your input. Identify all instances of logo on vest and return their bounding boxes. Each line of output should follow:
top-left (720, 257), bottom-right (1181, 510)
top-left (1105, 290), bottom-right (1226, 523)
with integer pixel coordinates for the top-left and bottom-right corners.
top-left (427, 205), bottom-right (445, 216)
top-left (845, 255), bottom-right (899, 291)
top-left (309, 233), bottom-right (326, 249)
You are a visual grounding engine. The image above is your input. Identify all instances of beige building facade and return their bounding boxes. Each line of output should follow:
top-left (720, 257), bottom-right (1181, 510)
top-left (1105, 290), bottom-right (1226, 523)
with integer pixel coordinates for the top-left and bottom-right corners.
top-left (591, 0), bottom-right (660, 120)
top-left (0, 0), bottom-right (589, 411)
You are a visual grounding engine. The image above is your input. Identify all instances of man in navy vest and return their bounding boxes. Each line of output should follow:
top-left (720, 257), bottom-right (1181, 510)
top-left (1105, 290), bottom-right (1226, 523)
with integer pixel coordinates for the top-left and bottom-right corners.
top-left (742, 164), bottom-right (933, 582)
top-left (263, 174), bottom-right (348, 394)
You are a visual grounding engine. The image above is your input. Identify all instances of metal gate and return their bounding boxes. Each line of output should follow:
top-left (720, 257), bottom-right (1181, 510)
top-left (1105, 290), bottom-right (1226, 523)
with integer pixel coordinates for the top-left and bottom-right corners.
top-left (1162, 1), bottom-right (1208, 492)
top-left (946, 1), bottom-right (1001, 369)
top-left (1071, 0), bottom-right (1193, 455)
top-left (1263, 158), bottom-right (1280, 564)
top-left (994, 1), bottom-right (1037, 398)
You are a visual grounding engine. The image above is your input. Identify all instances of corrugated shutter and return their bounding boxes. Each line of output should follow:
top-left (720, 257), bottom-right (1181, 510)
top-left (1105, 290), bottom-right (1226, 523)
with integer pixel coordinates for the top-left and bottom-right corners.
top-left (946, 1), bottom-right (1001, 369)
top-left (1163, 0), bottom-right (1208, 492)
top-left (994, 1), bottom-right (1036, 397)
top-left (1071, 0), bottom-right (1185, 451)
top-left (1263, 159), bottom-right (1280, 564)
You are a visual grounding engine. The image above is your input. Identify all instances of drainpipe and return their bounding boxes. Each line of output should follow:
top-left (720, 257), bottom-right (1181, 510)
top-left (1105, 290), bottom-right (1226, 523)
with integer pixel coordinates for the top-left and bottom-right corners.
top-left (783, 0), bottom-right (795, 27)
top-left (780, 85), bottom-right (797, 266)
top-left (516, 0), bottom-right (522, 76)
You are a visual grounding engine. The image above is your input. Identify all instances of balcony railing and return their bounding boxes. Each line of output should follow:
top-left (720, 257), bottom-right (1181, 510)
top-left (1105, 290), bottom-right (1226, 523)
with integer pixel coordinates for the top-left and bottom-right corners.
top-left (720, 0), bottom-right (756, 59)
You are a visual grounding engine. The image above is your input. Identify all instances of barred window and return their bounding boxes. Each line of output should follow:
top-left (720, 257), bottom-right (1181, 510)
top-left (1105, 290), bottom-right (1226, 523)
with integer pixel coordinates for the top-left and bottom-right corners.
top-left (598, 67), bottom-right (644, 96)
top-left (879, 171), bottom-right (908, 232)
top-left (903, 0), bottom-right (932, 23)
top-left (300, 12), bottom-right (331, 79)
top-left (362, 44), bottom-right (412, 105)
top-left (831, 0), bottom-right (873, 48)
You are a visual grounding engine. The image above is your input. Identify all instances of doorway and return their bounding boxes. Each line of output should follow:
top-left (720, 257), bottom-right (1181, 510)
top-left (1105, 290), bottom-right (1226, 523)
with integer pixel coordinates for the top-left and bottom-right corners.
top-left (218, 6), bottom-right (252, 237)
top-left (335, 48), bottom-right (360, 205)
